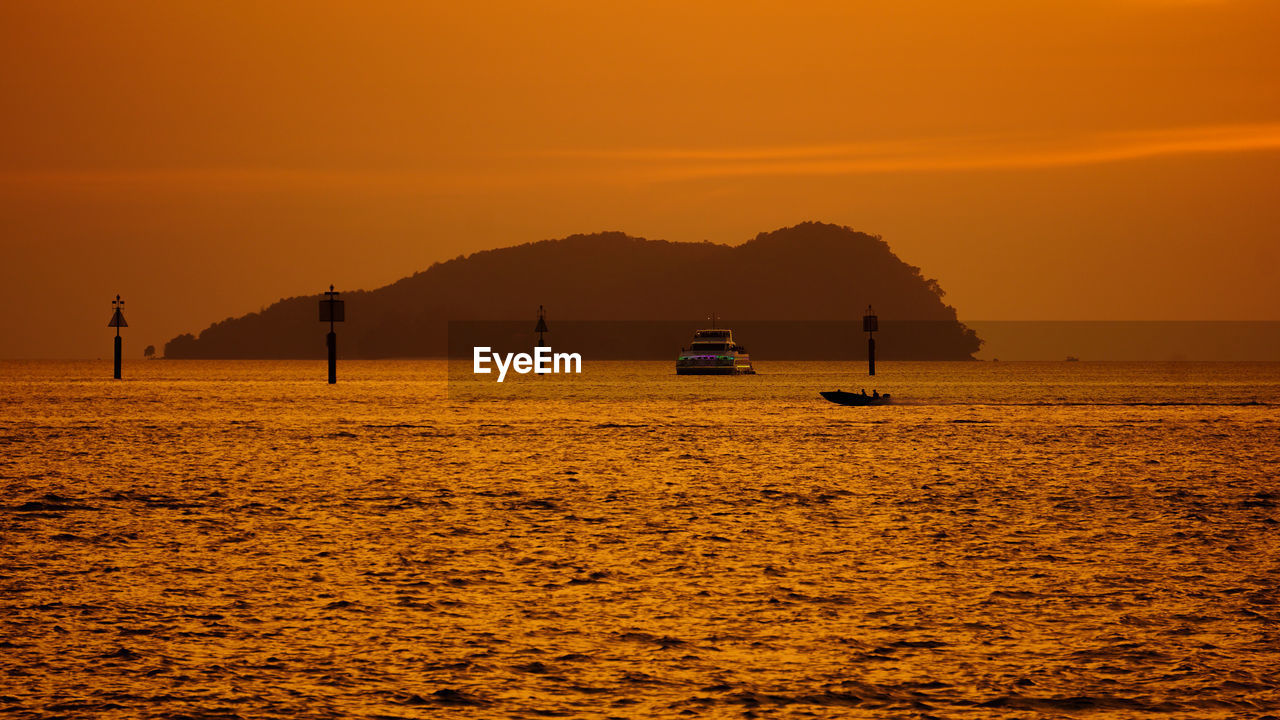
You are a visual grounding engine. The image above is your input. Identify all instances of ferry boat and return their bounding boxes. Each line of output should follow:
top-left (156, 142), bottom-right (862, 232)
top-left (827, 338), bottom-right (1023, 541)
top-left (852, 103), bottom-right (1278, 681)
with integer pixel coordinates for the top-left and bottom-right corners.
top-left (676, 328), bottom-right (755, 375)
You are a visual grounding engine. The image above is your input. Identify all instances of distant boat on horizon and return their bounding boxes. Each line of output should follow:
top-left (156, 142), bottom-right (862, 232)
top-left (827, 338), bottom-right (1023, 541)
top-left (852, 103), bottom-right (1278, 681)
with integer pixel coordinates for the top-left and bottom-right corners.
top-left (676, 325), bottom-right (755, 375)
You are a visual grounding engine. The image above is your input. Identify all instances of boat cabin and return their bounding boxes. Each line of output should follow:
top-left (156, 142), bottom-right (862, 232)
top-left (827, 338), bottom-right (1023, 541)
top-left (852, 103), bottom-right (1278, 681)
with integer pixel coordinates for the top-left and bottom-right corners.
top-left (689, 329), bottom-right (735, 352)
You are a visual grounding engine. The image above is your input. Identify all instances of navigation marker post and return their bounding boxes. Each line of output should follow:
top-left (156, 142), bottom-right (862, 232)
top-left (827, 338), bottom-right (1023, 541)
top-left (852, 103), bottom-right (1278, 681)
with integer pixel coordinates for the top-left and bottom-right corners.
top-left (108, 294), bottom-right (128, 379)
top-left (863, 305), bottom-right (878, 377)
top-left (319, 285), bottom-right (345, 384)
top-left (535, 305), bottom-right (549, 347)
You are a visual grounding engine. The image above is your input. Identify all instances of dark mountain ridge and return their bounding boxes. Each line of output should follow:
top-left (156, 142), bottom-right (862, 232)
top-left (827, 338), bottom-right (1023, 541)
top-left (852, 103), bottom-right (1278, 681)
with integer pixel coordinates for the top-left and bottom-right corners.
top-left (164, 222), bottom-right (982, 359)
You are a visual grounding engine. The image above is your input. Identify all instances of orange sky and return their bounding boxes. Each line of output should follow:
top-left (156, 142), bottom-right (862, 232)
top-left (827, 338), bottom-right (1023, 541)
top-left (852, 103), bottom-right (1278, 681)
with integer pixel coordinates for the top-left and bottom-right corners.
top-left (2, 0), bottom-right (1278, 357)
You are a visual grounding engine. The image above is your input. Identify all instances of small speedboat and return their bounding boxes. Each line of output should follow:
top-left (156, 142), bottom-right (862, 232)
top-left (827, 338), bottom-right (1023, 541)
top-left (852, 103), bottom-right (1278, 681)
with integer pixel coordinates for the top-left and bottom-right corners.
top-left (820, 390), bottom-right (892, 406)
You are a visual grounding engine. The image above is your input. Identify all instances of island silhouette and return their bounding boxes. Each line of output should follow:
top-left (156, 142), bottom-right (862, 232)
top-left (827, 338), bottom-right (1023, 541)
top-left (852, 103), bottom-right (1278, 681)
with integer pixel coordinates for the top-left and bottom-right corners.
top-left (163, 222), bottom-right (982, 360)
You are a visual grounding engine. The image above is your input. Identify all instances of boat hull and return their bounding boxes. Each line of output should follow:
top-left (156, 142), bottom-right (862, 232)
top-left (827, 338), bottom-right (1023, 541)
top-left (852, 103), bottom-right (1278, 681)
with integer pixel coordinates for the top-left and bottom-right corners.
top-left (820, 390), bottom-right (892, 406)
top-left (677, 366), bottom-right (756, 375)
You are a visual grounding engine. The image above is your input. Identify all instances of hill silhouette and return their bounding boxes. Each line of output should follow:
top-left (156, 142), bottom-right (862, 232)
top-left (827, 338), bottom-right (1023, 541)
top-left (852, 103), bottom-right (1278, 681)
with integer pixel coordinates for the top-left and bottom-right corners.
top-left (164, 222), bottom-right (982, 359)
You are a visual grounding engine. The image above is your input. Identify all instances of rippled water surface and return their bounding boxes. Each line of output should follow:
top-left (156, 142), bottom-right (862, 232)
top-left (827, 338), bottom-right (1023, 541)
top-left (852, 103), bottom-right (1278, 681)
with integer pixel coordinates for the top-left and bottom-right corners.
top-left (2, 360), bottom-right (1279, 718)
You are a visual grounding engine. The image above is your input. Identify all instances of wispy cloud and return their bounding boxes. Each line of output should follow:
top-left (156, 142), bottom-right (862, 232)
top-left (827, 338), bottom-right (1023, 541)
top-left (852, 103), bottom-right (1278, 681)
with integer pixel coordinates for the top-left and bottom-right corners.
top-left (546, 122), bottom-right (1280, 181)
top-left (3, 122), bottom-right (1278, 191)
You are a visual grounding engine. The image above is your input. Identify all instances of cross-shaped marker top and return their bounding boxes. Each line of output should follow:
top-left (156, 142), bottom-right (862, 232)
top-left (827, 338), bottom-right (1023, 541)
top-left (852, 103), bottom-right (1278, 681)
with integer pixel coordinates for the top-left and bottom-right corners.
top-left (113, 294), bottom-right (124, 307)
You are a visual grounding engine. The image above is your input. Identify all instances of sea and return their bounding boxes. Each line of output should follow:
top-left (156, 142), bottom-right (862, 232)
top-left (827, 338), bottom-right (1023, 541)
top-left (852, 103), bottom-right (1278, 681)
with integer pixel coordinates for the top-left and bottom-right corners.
top-left (2, 360), bottom-right (1278, 719)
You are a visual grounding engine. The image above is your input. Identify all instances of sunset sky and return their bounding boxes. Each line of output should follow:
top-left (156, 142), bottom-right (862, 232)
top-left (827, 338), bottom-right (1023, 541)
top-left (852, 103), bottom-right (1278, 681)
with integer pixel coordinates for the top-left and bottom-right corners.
top-left (2, 0), bottom-right (1278, 357)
